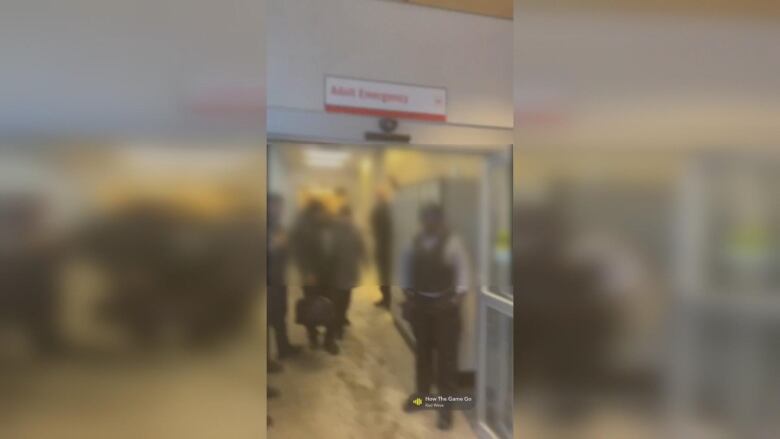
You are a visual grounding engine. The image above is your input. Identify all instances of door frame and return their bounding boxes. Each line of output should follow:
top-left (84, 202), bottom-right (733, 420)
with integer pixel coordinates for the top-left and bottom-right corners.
top-left (268, 138), bottom-right (514, 438)
top-left (476, 148), bottom-right (513, 439)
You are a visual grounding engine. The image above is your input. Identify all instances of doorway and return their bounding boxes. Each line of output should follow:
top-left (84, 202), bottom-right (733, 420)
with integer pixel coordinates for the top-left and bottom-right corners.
top-left (267, 140), bottom-right (512, 438)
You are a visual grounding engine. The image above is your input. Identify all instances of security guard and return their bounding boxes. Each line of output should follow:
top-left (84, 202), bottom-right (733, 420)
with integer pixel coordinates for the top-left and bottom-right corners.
top-left (401, 203), bottom-right (470, 431)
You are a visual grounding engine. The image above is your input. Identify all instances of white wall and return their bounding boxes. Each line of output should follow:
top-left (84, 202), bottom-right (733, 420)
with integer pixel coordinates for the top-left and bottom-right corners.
top-left (1, 0), bottom-right (512, 144)
top-left (514, 11), bottom-right (780, 149)
top-left (267, 0), bottom-right (513, 144)
top-left (0, 0), bottom-right (265, 140)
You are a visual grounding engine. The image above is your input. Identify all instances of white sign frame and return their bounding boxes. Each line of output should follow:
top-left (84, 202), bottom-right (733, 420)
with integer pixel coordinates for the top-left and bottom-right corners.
top-left (324, 76), bottom-right (447, 122)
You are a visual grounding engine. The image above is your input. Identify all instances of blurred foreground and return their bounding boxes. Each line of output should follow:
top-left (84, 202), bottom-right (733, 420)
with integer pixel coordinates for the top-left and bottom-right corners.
top-left (0, 143), bottom-right (267, 439)
top-left (513, 4), bottom-right (780, 437)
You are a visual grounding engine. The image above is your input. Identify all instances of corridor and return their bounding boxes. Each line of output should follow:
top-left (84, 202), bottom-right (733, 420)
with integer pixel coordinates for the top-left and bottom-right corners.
top-left (268, 281), bottom-right (474, 439)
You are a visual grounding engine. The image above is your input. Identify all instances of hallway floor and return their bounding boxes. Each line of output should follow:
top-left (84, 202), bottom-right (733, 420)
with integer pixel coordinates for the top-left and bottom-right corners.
top-left (0, 280), bottom-right (477, 438)
top-left (268, 284), bottom-right (475, 439)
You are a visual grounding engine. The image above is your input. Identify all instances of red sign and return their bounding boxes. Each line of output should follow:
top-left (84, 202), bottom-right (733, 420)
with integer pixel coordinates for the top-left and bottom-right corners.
top-left (325, 76), bottom-right (447, 122)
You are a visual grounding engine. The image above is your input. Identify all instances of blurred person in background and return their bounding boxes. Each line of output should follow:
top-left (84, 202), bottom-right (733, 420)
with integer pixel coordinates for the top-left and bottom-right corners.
top-left (331, 205), bottom-right (366, 339)
top-left (513, 189), bottom-right (618, 423)
top-left (79, 201), bottom-right (176, 348)
top-left (79, 189), bottom-right (265, 349)
top-left (401, 203), bottom-right (470, 431)
top-left (371, 185), bottom-right (394, 309)
top-left (290, 199), bottom-right (340, 355)
top-left (0, 194), bottom-right (62, 354)
top-left (203, 193), bottom-right (265, 343)
top-left (267, 193), bottom-right (301, 363)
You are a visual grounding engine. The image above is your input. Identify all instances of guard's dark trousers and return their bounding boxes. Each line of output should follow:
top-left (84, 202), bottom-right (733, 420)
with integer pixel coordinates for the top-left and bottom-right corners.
top-left (410, 297), bottom-right (461, 400)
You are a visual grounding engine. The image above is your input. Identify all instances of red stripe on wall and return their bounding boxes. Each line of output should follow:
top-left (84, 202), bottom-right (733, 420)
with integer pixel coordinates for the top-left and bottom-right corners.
top-left (325, 105), bottom-right (446, 122)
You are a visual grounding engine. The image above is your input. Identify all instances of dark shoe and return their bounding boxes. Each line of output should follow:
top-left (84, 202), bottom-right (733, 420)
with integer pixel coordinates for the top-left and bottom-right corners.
top-left (323, 340), bottom-right (340, 355)
top-left (268, 360), bottom-right (283, 374)
top-left (278, 345), bottom-right (302, 359)
top-left (437, 410), bottom-right (453, 430)
top-left (267, 387), bottom-right (280, 399)
top-left (344, 318), bottom-right (351, 326)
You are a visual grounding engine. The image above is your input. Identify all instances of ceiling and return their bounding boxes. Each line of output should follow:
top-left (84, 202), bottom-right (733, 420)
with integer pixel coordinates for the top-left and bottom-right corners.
top-left (522, 0), bottom-right (780, 20)
top-left (408, 0), bottom-right (512, 19)
top-left (406, 0), bottom-right (780, 20)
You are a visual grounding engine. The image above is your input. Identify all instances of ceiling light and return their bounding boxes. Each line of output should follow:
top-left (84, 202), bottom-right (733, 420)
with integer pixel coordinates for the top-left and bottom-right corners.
top-left (304, 148), bottom-right (351, 168)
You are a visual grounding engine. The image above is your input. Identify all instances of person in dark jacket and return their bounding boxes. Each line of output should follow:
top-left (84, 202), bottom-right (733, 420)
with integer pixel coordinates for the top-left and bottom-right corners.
top-left (290, 200), bottom-right (340, 355)
top-left (268, 193), bottom-right (301, 360)
top-left (401, 203), bottom-right (471, 431)
top-left (371, 186), bottom-right (393, 309)
top-left (0, 195), bottom-right (62, 353)
top-left (331, 205), bottom-right (366, 339)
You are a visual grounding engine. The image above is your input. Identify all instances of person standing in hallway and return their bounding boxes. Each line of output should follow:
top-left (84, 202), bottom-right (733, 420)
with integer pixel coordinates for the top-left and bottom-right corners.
top-left (332, 205), bottom-right (366, 339)
top-left (267, 193), bottom-right (301, 361)
top-left (401, 203), bottom-right (470, 431)
top-left (290, 200), bottom-right (340, 355)
top-left (371, 185), bottom-right (394, 309)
